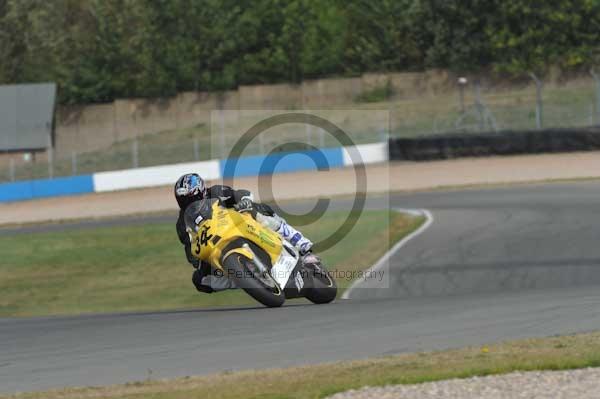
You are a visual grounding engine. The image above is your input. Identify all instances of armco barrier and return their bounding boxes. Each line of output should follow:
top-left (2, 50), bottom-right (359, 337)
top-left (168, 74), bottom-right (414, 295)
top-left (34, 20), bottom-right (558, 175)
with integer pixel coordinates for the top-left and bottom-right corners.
top-left (0, 143), bottom-right (387, 203)
top-left (0, 175), bottom-right (94, 202)
top-left (388, 128), bottom-right (600, 161)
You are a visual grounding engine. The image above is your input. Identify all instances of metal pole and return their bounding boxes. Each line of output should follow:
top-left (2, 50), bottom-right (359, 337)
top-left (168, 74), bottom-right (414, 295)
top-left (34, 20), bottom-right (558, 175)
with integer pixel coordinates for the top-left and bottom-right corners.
top-left (175, 94), bottom-right (181, 131)
top-left (591, 69), bottom-right (600, 125)
top-left (132, 103), bottom-right (139, 167)
top-left (30, 152), bottom-right (35, 180)
top-left (132, 139), bottom-right (139, 168)
top-left (319, 128), bottom-right (325, 148)
top-left (389, 99), bottom-right (396, 139)
top-left (474, 80), bottom-right (485, 131)
top-left (219, 110), bottom-right (226, 159)
top-left (305, 122), bottom-right (312, 146)
top-left (457, 77), bottom-right (468, 114)
top-left (72, 151), bottom-right (77, 175)
top-left (9, 158), bottom-right (15, 182)
top-left (258, 130), bottom-right (265, 155)
top-left (113, 101), bottom-right (118, 143)
top-left (529, 72), bottom-right (543, 129)
top-left (193, 137), bottom-right (200, 161)
top-left (48, 148), bottom-right (54, 179)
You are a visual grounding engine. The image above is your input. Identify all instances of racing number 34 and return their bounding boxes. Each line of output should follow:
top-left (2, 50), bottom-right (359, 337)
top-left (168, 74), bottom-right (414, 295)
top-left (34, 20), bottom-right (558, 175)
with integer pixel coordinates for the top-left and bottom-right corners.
top-left (195, 225), bottom-right (213, 253)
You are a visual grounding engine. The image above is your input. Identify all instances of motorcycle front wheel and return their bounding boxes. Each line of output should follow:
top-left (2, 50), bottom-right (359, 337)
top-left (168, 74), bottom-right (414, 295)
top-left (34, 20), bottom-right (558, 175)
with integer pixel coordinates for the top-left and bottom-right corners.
top-left (302, 261), bottom-right (337, 304)
top-left (223, 254), bottom-right (285, 308)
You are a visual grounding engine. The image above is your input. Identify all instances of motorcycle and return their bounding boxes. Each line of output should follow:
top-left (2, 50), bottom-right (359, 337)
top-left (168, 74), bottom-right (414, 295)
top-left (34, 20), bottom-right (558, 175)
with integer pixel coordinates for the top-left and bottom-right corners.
top-left (185, 198), bottom-right (337, 307)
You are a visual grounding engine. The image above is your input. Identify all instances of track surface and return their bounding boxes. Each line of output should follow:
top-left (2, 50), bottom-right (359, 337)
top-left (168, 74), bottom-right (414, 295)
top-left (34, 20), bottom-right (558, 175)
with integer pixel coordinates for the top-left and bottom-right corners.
top-left (3, 181), bottom-right (600, 393)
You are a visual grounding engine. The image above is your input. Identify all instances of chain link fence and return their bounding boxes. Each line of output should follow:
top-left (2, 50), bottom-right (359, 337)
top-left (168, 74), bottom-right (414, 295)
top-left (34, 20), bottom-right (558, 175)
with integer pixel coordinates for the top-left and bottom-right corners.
top-left (391, 74), bottom-right (600, 138)
top-left (2, 74), bottom-right (600, 184)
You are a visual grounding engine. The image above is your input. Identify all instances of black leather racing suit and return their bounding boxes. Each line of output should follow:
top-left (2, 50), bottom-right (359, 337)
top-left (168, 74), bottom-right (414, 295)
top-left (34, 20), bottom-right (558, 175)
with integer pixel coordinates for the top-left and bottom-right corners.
top-left (175, 185), bottom-right (274, 293)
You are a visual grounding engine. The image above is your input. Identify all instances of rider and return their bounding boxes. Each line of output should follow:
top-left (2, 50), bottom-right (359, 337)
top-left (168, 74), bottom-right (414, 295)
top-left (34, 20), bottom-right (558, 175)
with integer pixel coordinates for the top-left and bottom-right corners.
top-left (175, 173), bottom-right (318, 294)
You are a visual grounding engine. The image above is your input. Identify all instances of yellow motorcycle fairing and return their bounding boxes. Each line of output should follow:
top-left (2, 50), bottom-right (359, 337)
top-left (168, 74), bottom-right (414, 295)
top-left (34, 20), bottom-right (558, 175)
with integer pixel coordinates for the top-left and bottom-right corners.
top-left (187, 201), bottom-right (283, 271)
top-left (222, 247), bottom-right (255, 263)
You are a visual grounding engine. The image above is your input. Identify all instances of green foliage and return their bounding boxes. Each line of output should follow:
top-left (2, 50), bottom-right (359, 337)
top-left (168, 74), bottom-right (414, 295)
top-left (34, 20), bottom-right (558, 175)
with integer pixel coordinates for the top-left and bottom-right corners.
top-left (343, 0), bottom-right (425, 72)
top-left (488, 0), bottom-right (600, 74)
top-left (1, 0), bottom-right (600, 104)
top-left (420, 0), bottom-right (496, 72)
top-left (354, 80), bottom-right (395, 103)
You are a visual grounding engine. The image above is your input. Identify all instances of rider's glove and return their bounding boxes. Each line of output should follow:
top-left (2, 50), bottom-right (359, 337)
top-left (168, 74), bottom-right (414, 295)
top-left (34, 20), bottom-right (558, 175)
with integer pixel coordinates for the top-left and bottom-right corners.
top-left (234, 197), bottom-right (253, 213)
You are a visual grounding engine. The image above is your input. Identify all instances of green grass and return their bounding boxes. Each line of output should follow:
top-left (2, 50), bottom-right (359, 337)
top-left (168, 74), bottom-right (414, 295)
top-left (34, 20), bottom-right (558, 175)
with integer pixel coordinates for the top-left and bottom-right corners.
top-left (5, 331), bottom-right (600, 399)
top-left (0, 210), bottom-right (423, 317)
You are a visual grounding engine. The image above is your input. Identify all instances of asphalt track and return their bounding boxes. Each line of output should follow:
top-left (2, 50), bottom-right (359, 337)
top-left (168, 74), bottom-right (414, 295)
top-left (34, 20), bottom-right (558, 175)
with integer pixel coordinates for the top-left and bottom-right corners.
top-left (3, 181), bottom-right (600, 393)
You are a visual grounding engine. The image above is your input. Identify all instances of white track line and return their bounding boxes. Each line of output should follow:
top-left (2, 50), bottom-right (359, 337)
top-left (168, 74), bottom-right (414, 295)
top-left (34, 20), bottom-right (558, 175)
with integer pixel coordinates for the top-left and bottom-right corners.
top-left (341, 208), bottom-right (434, 300)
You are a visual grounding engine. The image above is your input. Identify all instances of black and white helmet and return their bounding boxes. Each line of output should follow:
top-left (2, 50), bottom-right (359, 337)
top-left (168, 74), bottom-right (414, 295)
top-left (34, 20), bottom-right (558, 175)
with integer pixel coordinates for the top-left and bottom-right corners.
top-left (174, 173), bottom-right (208, 209)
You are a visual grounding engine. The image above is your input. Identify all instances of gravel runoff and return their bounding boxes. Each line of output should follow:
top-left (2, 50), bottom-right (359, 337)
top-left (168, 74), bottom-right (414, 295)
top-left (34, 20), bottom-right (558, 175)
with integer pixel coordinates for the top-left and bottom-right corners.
top-left (327, 368), bottom-right (600, 399)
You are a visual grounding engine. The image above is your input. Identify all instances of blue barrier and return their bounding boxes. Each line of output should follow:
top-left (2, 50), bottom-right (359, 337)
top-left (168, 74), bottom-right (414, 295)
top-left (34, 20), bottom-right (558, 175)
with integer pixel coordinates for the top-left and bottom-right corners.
top-left (0, 180), bottom-right (34, 202)
top-left (0, 175), bottom-right (95, 203)
top-left (1, 147), bottom-right (349, 203)
top-left (220, 147), bottom-right (345, 178)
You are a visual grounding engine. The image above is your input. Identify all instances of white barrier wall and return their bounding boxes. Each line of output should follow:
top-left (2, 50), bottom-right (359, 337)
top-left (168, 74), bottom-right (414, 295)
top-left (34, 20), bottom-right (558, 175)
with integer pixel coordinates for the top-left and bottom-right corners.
top-left (93, 160), bottom-right (221, 192)
top-left (91, 143), bottom-right (388, 193)
top-left (1, 140), bottom-right (390, 202)
top-left (342, 142), bottom-right (388, 166)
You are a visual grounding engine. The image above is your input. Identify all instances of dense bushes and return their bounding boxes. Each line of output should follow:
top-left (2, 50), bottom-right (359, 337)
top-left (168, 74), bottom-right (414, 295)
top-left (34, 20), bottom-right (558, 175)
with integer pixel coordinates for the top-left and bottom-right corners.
top-left (1, 0), bottom-right (599, 104)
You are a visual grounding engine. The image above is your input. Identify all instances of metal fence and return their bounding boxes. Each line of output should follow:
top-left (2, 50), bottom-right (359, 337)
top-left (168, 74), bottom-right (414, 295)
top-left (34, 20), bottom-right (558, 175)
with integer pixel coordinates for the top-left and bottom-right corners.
top-left (390, 75), bottom-right (600, 138)
top-left (2, 74), bottom-right (600, 184)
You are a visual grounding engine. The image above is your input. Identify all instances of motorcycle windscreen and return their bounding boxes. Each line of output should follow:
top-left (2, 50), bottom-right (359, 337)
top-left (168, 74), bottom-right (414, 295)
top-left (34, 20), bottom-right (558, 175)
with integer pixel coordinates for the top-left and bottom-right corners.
top-left (183, 198), bottom-right (217, 231)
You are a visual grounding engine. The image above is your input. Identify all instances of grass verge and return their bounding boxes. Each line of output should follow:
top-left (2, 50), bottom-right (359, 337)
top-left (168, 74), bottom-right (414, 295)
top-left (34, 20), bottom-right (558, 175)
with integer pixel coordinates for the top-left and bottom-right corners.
top-left (5, 331), bottom-right (600, 399)
top-left (0, 210), bottom-right (423, 317)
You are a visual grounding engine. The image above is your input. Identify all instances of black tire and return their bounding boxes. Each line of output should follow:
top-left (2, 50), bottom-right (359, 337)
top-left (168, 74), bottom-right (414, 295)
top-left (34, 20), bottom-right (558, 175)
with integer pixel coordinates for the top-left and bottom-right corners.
top-left (223, 254), bottom-right (285, 308)
top-left (303, 263), bottom-right (337, 304)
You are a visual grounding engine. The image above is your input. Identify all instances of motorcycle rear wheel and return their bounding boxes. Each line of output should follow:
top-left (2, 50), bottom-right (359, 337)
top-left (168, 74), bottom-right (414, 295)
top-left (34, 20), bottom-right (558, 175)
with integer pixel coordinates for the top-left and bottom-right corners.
top-left (223, 254), bottom-right (285, 308)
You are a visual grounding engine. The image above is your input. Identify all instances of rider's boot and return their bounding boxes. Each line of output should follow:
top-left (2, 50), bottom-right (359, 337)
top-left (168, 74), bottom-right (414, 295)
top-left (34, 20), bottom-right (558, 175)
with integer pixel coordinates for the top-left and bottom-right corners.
top-left (255, 213), bottom-right (311, 253)
top-left (300, 252), bottom-right (321, 269)
top-left (193, 262), bottom-right (236, 293)
top-left (275, 219), bottom-right (313, 254)
top-left (274, 219), bottom-right (323, 269)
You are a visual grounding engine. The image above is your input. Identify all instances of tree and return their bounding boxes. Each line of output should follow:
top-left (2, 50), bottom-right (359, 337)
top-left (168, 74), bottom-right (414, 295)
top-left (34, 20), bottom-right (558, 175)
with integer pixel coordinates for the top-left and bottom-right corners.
top-left (489, 0), bottom-right (600, 75)
top-left (343, 0), bottom-right (425, 72)
top-left (420, 0), bottom-right (496, 72)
